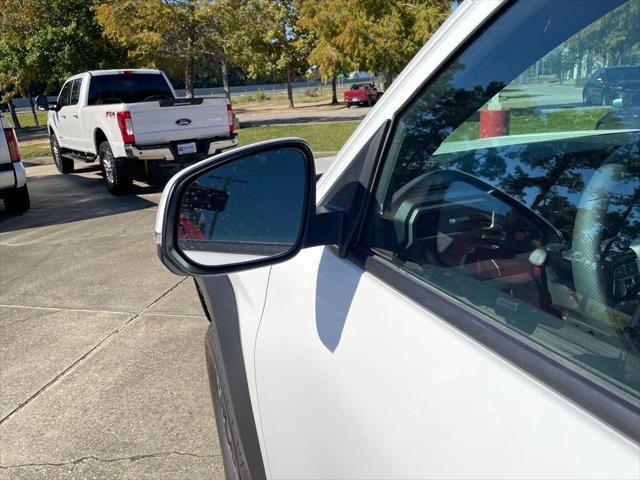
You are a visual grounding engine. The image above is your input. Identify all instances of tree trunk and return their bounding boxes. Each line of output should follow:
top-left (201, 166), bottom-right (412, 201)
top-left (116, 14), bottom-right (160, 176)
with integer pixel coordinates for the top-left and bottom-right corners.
top-left (286, 64), bottom-right (294, 109)
top-left (220, 57), bottom-right (231, 103)
top-left (185, 34), bottom-right (195, 99)
top-left (7, 100), bottom-right (21, 129)
top-left (383, 71), bottom-right (393, 90)
top-left (185, 54), bottom-right (195, 98)
top-left (331, 76), bottom-right (338, 105)
top-left (28, 94), bottom-right (39, 126)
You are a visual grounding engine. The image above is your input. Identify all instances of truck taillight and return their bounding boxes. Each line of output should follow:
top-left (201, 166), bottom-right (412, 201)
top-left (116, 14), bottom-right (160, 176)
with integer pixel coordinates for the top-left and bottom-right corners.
top-left (4, 128), bottom-right (20, 162)
top-left (227, 103), bottom-right (235, 134)
top-left (116, 111), bottom-right (135, 144)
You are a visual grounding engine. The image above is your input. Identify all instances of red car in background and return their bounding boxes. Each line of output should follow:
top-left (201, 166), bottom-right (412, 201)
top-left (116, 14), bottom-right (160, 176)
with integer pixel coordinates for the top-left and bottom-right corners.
top-left (343, 83), bottom-right (381, 107)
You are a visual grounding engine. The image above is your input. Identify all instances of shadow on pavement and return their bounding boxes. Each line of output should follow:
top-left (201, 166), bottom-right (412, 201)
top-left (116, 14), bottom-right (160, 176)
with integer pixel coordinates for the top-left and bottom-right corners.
top-left (15, 126), bottom-right (48, 141)
top-left (0, 168), bottom-right (164, 233)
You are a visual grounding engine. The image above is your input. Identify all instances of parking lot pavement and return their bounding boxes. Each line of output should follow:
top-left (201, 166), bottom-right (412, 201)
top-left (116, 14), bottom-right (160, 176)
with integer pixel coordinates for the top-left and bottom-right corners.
top-left (0, 163), bottom-right (223, 479)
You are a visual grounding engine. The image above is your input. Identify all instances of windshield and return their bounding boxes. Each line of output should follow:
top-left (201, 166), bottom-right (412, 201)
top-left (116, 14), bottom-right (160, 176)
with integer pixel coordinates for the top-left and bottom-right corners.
top-left (87, 73), bottom-right (174, 105)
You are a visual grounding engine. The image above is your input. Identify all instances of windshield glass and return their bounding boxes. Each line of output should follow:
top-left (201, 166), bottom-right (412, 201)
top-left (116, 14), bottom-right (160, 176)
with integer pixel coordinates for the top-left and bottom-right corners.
top-left (87, 73), bottom-right (174, 105)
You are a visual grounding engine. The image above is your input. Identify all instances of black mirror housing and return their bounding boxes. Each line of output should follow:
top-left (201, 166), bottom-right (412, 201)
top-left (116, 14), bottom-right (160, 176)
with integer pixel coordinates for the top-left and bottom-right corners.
top-left (156, 138), bottom-right (329, 276)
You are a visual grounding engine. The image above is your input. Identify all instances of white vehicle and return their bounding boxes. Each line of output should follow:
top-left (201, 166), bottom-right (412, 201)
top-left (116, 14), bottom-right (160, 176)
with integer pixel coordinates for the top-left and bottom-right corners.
top-left (0, 113), bottom-right (29, 213)
top-left (157, 0), bottom-right (639, 478)
top-left (39, 69), bottom-right (237, 194)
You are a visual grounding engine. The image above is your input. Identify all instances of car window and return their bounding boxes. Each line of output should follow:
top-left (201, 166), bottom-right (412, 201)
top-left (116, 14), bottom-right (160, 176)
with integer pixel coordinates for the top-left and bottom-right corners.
top-left (87, 74), bottom-right (174, 105)
top-left (69, 78), bottom-right (82, 105)
top-left (362, 0), bottom-right (640, 398)
top-left (57, 81), bottom-right (73, 108)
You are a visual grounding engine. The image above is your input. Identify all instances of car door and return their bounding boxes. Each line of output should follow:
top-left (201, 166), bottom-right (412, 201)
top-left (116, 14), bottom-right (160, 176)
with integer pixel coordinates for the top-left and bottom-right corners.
top-left (61, 78), bottom-right (85, 151)
top-left (253, 1), bottom-right (640, 478)
top-left (52, 80), bottom-right (73, 146)
top-left (591, 68), bottom-right (606, 104)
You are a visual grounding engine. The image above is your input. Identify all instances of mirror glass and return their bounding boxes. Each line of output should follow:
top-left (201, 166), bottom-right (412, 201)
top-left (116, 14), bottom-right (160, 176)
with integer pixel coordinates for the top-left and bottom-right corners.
top-left (176, 147), bottom-right (308, 267)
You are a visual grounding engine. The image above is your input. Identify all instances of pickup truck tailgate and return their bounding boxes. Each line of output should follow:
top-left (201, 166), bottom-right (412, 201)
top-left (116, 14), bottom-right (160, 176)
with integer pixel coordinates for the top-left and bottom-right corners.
top-left (127, 98), bottom-right (230, 145)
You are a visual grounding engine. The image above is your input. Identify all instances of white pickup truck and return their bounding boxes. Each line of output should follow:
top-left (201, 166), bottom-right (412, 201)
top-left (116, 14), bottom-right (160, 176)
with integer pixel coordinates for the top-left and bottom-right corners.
top-left (39, 69), bottom-right (237, 194)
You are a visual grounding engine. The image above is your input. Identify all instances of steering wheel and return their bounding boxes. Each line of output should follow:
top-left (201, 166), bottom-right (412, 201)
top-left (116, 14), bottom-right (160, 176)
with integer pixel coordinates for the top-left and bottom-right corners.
top-left (572, 143), bottom-right (639, 342)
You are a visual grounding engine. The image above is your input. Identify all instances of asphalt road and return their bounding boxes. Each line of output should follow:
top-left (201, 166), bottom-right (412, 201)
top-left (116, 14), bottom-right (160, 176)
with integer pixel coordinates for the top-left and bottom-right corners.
top-left (0, 163), bottom-right (223, 479)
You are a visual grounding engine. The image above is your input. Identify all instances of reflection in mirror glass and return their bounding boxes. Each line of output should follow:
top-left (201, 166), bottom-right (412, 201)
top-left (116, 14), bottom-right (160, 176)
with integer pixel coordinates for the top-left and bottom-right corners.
top-left (177, 148), bottom-right (307, 267)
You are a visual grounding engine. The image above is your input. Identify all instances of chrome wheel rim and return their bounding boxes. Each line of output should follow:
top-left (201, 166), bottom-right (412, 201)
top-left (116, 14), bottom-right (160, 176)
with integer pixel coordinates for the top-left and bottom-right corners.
top-left (102, 152), bottom-right (115, 185)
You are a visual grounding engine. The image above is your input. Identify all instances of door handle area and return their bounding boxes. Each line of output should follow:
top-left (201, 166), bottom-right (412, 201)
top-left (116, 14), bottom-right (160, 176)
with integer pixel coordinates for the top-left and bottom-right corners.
top-left (61, 115), bottom-right (66, 119)
top-left (73, 114), bottom-right (78, 118)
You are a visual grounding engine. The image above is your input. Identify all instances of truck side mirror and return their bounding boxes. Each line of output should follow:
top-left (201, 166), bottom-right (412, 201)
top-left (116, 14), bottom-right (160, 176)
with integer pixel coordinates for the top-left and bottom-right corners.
top-left (35, 95), bottom-right (49, 111)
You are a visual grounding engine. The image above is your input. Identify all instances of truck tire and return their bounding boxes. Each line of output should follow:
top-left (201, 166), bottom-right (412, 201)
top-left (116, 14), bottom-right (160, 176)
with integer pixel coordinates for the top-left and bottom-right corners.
top-left (50, 134), bottom-right (74, 174)
top-left (99, 141), bottom-right (132, 195)
top-left (3, 185), bottom-right (30, 213)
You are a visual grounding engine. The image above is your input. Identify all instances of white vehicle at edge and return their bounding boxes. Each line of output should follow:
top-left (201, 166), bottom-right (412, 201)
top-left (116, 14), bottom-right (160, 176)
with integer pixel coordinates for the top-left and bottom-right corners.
top-left (0, 112), bottom-right (29, 213)
top-left (157, 0), bottom-right (640, 479)
top-left (41, 69), bottom-right (237, 194)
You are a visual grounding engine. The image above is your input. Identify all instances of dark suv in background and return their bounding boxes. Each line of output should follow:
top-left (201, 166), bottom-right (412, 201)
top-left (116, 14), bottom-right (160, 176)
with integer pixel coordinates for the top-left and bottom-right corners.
top-left (583, 65), bottom-right (640, 105)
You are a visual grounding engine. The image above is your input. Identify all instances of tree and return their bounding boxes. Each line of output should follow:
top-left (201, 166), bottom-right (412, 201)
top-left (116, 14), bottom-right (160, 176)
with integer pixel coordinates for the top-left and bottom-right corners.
top-left (564, 0), bottom-right (640, 79)
top-left (298, 0), bottom-right (450, 94)
top-left (298, 0), bottom-right (352, 104)
top-left (233, 0), bottom-right (312, 108)
top-left (97, 0), bottom-right (225, 98)
top-left (197, 0), bottom-right (247, 102)
top-left (0, 0), bottom-right (126, 126)
top-left (340, 0), bottom-right (450, 89)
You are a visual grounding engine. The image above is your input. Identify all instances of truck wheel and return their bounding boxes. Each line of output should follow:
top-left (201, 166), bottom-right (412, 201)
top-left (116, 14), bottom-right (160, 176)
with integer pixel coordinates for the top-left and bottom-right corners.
top-left (367, 97), bottom-right (372, 107)
top-left (50, 134), bottom-right (74, 174)
top-left (345, 103), bottom-right (351, 108)
top-left (3, 185), bottom-right (30, 214)
top-left (99, 141), bottom-right (132, 195)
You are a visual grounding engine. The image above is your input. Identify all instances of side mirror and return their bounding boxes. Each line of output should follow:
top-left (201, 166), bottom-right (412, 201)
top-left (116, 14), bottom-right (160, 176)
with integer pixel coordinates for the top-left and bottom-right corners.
top-left (35, 95), bottom-right (50, 111)
top-left (156, 139), bottom-right (318, 276)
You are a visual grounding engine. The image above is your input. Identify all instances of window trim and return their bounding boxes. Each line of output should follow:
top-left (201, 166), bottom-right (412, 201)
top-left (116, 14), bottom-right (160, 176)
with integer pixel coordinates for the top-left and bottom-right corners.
top-left (57, 81), bottom-right (73, 108)
top-left (69, 78), bottom-right (82, 106)
top-left (334, 0), bottom-right (640, 443)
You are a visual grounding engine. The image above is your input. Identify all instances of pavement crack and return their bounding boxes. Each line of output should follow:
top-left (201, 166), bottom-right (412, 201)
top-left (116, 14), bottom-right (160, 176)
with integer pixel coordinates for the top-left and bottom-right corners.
top-left (0, 278), bottom-right (188, 427)
top-left (0, 451), bottom-right (219, 470)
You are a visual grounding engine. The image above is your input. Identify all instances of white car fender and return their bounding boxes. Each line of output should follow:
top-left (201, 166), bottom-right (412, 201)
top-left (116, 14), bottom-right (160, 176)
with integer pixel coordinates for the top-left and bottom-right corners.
top-left (90, 115), bottom-right (123, 157)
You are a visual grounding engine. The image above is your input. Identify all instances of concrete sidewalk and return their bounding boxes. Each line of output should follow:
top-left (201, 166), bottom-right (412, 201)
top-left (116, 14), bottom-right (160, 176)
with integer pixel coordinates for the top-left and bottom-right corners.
top-left (0, 164), bottom-right (223, 479)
